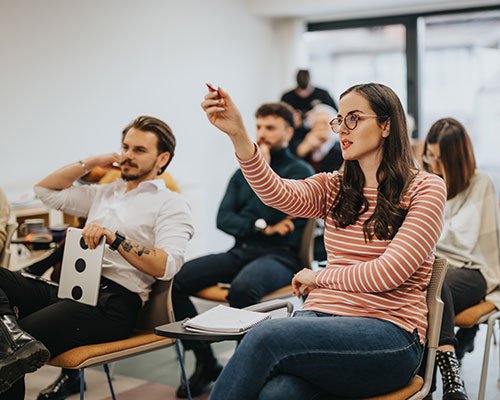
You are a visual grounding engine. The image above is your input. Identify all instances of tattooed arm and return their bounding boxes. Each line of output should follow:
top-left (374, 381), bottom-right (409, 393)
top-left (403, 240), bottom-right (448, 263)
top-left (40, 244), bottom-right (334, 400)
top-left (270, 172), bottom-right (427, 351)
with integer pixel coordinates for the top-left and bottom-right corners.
top-left (82, 223), bottom-right (168, 278)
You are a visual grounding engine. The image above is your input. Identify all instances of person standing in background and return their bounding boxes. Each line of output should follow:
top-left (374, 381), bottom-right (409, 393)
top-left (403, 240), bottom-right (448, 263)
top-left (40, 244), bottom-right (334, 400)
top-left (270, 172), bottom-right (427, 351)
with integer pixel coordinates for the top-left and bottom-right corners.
top-left (281, 69), bottom-right (337, 115)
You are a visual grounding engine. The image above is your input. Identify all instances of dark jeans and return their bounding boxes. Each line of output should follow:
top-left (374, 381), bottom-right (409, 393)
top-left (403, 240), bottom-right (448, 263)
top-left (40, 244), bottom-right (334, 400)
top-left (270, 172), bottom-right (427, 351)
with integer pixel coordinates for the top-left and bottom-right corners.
top-left (0, 267), bottom-right (142, 399)
top-left (439, 267), bottom-right (486, 347)
top-left (210, 311), bottom-right (423, 400)
top-left (0, 268), bottom-right (141, 357)
top-left (0, 268), bottom-right (141, 355)
top-left (172, 245), bottom-right (300, 351)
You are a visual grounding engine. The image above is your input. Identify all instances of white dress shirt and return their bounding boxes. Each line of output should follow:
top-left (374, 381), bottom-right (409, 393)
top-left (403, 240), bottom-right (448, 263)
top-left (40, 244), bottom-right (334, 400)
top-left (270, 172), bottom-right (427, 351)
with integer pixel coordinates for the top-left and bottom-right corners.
top-left (34, 179), bottom-right (194, 303)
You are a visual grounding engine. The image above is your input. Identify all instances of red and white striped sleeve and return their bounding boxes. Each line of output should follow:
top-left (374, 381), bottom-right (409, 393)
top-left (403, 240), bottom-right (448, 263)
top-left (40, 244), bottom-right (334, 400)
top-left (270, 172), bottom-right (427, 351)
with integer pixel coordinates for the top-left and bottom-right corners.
top-left (316, 173), bottom-right (447, 293)
top-left (238, 145), bottom-right (336, 220)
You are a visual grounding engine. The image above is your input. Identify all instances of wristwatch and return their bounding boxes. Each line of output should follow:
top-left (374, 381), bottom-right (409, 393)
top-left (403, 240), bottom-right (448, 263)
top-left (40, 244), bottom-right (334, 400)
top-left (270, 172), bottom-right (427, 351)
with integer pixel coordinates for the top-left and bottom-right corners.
top-left (109, 231), bottom-right (126, 251)
top-left (254, 218), bottom-right (268, 233)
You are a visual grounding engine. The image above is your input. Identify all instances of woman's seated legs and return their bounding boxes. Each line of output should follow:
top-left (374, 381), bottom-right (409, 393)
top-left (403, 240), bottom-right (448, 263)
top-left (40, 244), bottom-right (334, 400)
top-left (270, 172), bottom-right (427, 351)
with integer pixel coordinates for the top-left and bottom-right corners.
top-left (210, 313), bottom-right (423, 400)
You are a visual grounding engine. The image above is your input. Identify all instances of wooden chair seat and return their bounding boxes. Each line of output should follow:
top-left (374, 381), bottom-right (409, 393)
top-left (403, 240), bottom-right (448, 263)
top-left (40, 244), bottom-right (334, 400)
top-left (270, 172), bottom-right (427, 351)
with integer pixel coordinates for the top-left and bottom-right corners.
top-left (196, 286), bottom-right (229, 302)
top-left (455, 300), bottom-right (496, 328)
top-left (367, 375), bottom-right (424, 400)
top-left (44, 280), bottom-right (177, 399)
top-left (196, 284), bottom-right (294, 304)
top-left (48, 331), bottom-right (175, 369)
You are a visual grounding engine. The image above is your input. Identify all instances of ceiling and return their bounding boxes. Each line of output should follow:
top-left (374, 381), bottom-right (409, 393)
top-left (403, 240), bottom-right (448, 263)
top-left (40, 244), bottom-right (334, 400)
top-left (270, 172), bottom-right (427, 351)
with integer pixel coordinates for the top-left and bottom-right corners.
top-left (248, 0), bottom-right (500, 20)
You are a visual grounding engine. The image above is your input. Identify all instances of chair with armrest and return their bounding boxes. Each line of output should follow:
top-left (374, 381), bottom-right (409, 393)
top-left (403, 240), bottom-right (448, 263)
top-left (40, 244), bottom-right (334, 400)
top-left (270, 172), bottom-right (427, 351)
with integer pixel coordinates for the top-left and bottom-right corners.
top-left (47, 279), bottom-right (177, 400)
top-left (367, 257), bottom-right (448, 400)
top-left (0, 223), bottom-right (17, 269)
top-left (195, 218), bottom-right (316, 303)
top-left (154, 299), bottom-right (294, 400)
top-left (454, 296), bottom-right (500, 400)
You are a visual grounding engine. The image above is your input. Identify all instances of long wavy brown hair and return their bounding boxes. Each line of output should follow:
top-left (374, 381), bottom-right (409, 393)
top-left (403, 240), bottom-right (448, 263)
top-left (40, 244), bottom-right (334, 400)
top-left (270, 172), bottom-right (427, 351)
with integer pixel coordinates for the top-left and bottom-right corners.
top-left (330, 83), bottom-right (416, 241)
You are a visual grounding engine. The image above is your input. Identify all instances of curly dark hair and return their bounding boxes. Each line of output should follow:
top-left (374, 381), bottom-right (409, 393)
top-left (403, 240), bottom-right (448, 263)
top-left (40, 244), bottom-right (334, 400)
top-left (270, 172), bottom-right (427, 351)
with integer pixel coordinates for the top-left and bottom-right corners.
top-left (330, 83), bottom-right (416, 241)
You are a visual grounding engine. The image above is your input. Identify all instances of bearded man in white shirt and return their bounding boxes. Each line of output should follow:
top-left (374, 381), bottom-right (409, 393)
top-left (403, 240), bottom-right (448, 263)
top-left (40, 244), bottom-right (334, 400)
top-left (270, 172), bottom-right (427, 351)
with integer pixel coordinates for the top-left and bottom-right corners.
top-left (0, 116), bottom-right (194, 400)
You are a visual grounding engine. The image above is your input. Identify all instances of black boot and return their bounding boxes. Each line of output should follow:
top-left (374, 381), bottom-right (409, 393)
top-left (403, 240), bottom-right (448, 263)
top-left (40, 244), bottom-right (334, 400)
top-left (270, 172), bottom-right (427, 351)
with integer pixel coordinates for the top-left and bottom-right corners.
top-left (176, 346), bottom-right (222, 398)
top-left (37, 368), bottom-right (85, 400)
top-left (436, 350), bottom-right (468, 400)
top-left (0, 314), bottom-right (50, 394)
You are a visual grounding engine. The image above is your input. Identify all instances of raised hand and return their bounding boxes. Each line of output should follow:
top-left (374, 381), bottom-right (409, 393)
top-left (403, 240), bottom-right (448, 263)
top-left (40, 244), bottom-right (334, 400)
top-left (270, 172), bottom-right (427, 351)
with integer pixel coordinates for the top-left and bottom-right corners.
top-left (95, 153), bottom-right (121, 169)
top-left (201, 86), bottom-right (255, 160)
top-left (201, 87), bottom-right (245, 139)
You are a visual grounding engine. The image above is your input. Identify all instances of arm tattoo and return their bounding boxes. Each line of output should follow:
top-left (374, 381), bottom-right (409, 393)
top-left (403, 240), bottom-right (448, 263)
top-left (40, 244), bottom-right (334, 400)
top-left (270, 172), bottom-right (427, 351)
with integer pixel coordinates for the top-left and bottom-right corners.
top-left (121, 239), bottom-right (153, 257)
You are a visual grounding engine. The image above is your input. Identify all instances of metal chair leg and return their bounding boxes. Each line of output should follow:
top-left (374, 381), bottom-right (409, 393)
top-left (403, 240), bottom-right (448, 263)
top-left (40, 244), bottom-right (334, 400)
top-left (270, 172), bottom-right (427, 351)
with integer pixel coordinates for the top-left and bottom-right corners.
top-left (79, 368), bottom-right (85, 400)
top-left (175, 340), bottom-right (192, 400)
top-left (478, 313), bottom-right (500, 400)
top-left (103, 363), bottom-right (117, 400)
top-left (497, 319), bottom-right (500, 389)
top-left (108, 361), bottom-right (117, 380)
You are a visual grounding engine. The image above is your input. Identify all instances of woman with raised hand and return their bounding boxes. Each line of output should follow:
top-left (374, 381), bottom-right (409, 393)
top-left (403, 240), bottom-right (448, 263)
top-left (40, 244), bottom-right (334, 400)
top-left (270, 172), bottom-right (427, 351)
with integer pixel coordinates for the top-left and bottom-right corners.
top-left (201, 83), bottom-right (447, 400)
top-left (422, 118), bottom-right (500, 400)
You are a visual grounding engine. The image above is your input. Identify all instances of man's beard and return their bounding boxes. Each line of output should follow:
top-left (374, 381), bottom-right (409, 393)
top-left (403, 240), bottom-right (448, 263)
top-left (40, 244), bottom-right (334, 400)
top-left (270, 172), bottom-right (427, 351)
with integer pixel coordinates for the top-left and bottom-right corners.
top-left (121, 160), bottom-right (157, 181)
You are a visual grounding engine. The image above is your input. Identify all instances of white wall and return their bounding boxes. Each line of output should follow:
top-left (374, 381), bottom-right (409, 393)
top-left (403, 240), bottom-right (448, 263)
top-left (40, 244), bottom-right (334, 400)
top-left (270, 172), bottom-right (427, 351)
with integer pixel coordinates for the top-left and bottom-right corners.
top-left (0, 0), bottom-right (286, 259)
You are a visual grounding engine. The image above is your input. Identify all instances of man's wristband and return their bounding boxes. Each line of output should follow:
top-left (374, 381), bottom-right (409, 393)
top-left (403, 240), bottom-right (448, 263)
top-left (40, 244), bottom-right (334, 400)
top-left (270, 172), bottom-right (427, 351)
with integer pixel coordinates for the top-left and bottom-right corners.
top-left (78, 160), bottom-right (89, 175)
top-left (109, 231), bottom-right (126, 251)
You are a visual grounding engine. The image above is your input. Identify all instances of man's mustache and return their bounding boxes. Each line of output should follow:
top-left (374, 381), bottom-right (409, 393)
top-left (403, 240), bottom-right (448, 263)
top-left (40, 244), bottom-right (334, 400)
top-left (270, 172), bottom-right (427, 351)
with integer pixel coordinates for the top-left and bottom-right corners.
top-left (121, 160), bottom-right (138, 168)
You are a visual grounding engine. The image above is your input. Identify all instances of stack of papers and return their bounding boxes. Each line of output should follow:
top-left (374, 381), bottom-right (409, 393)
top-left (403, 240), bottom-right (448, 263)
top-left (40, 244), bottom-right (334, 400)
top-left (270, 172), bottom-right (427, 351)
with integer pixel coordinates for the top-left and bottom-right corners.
top-left (182, 305), bottom-right (271, 334)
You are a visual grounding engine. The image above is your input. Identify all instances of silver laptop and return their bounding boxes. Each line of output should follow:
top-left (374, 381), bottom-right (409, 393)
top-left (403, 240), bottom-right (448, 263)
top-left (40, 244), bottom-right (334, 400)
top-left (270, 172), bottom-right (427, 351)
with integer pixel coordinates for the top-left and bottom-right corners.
top-left (58, 227), bottom-right (105, 306)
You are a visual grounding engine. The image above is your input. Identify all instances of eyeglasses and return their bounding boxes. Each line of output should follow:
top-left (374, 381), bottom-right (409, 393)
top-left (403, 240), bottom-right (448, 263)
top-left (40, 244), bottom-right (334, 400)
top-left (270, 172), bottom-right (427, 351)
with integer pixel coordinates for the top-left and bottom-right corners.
top-left (329, 113), bottom-right (386, 134)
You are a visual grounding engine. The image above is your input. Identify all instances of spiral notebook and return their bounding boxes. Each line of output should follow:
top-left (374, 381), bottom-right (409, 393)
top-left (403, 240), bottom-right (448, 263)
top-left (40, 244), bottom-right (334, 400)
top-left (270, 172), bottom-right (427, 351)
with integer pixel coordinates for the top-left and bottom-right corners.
top-left (182, 305), bottom-right (271, 333)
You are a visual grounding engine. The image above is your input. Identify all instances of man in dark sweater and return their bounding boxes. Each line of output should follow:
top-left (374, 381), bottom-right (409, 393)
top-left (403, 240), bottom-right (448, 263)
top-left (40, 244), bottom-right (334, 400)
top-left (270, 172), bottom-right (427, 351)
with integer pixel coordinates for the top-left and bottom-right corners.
top-left (172, 102), bottom-right (313, 398)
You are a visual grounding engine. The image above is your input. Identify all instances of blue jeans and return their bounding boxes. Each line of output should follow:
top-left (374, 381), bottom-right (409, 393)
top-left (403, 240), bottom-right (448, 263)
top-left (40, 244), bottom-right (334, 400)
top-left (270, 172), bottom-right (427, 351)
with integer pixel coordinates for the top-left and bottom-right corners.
top-left (209, 311), bottom-right (423, 400)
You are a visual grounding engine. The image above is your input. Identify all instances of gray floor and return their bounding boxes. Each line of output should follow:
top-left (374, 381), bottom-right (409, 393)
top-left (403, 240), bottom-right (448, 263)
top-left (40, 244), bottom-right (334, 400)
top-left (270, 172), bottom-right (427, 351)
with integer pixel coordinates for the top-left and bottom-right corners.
top-left (26, 303), bottom-right (500, 400)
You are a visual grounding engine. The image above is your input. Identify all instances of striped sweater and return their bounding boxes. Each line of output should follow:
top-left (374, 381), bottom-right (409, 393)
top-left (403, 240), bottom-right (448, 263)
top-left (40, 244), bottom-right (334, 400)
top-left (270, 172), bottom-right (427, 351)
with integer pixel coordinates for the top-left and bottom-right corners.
top-left (239, 147), bottom-right (447, 343)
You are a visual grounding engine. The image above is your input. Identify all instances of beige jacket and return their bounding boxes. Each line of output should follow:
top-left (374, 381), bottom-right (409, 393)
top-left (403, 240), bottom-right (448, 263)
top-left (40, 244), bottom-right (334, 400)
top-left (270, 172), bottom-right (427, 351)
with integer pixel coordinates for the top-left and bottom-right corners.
top-left (435, 170), bottom-right (500, 307)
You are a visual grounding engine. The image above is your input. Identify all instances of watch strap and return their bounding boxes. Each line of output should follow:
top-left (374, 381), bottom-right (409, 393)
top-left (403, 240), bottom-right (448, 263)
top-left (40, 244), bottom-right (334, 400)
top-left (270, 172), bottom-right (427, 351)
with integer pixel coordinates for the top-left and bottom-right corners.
top-left (109, 231), bottom-right (125, 251)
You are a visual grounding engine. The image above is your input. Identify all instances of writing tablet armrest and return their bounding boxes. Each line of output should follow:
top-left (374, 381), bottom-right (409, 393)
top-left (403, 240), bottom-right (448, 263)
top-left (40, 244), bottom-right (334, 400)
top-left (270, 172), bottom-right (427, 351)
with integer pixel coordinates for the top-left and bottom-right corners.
top-left (244, 299), bottom-right (294, 316)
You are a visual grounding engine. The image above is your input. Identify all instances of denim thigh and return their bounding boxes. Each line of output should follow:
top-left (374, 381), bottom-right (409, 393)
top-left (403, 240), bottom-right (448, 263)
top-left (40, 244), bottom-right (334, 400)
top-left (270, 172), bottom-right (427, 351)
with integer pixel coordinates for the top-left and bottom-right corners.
top-left (210, 315), bottom-right (423, 400)
top-left (228, 254), bottom-right (299, 308)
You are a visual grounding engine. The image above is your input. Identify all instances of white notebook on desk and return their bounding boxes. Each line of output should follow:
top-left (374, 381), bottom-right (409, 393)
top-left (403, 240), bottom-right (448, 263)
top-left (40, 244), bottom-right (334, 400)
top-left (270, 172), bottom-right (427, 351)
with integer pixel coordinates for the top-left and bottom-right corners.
top-left (183, 305), bottom-right (271, 334)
